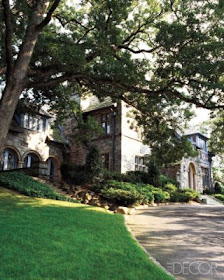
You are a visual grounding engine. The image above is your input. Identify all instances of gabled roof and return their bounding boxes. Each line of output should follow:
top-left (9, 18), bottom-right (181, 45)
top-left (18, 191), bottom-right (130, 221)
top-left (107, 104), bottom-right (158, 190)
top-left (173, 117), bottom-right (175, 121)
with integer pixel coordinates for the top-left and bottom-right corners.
top-left (185, 132), bottom-right (209, 140)
top-left (83, 97), bottom-right (113, 113)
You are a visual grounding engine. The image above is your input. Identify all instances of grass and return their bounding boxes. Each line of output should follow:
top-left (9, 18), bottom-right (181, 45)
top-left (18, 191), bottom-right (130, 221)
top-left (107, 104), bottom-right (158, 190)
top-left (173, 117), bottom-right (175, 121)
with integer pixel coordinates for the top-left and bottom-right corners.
top-left (0, 187), bottom-right (173, 280)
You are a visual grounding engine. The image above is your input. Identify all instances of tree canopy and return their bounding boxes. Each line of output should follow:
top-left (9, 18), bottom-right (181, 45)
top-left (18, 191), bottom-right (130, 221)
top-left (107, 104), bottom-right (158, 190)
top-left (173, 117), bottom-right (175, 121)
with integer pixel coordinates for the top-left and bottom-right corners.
top-left (0, 0), bottom-right (224, 161)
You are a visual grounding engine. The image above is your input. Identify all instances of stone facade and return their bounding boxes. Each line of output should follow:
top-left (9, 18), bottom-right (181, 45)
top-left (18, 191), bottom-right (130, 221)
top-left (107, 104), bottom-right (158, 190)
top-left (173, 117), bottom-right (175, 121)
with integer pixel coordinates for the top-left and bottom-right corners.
top-left (70, 99), bottom-right (150, 173)
top-left (70, 96), bottom-right (213, 193)
top-left (1, 112), bottom-right (68, 181)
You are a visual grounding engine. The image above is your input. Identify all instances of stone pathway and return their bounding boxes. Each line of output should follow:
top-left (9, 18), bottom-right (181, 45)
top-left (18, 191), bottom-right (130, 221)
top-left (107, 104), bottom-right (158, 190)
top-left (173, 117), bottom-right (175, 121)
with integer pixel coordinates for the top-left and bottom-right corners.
top-left (127, 204), bottom-right (224, 280)
top-left (201, 195), bottom-right (223, 206)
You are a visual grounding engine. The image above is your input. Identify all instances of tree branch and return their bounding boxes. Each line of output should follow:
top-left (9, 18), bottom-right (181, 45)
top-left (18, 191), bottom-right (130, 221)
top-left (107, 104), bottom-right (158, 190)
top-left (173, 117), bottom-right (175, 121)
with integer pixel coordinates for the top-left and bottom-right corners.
top-left (36, 0), bottom-right (61, 31)
top-left (2, 0), bottom-right (14, 80)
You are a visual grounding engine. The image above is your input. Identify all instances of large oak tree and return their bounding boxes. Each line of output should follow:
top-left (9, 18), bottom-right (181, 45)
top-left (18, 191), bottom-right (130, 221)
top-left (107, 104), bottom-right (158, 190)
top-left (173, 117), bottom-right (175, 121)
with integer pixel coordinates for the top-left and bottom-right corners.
top-left (0, 0), bottom-right (224, 159)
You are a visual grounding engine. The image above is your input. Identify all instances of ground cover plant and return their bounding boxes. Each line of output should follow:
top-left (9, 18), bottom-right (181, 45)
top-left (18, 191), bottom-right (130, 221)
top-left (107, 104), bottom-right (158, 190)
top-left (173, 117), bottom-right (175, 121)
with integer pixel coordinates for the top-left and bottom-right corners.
top-left (0, 187), bottom-right (174, 280)
top-left (0, 171), bottom-right (74, 202)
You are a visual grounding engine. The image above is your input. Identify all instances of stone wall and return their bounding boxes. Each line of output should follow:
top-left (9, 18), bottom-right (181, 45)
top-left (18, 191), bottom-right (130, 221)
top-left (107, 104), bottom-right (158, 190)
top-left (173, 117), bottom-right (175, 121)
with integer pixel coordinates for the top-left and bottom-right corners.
top-left (3, 128), bottom-right (65, 181)
top-left (120, 102), bottom-right (150, 173)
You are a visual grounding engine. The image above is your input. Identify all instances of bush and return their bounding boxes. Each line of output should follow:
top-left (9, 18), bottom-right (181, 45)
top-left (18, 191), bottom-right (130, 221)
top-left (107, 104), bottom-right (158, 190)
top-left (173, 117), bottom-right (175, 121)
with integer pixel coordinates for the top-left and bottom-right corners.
top-left (146, 158), bottom-right (161, 187)
top-left (94, 180), bottom-right (155, 204)
top-left (152, 189), bottom-right (170, 203)
top-left (214, 182), bottom-right (223, 194)
top-left (170, 191), bottom-right (191, 202)
top-left (213, 194), bottom-right (224, 202)
top-left (203, 188), bottom-right (214, 195)
top-left (181, 188), bottom-right (200, 202)
top-left (101, 188), bottom-right (144, 207)
top-left (85, 145), bottom-right (102, 179)
top-left (163, 183), bottom-right (177, 192)
top-left (0, 171), bottom-right (75, 202)
top-left (102, 170), bottom-right (128, 182)
top-left (61, 163), bottom-right (90, 185)
top-left (160, 174), bottom-right (177, 187)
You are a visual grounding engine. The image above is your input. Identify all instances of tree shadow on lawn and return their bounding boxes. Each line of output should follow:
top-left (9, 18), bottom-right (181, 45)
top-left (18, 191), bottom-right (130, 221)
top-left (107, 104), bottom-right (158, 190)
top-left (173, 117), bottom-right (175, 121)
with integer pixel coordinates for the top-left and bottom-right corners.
top-left (0, 187), bottom-right (174, 280)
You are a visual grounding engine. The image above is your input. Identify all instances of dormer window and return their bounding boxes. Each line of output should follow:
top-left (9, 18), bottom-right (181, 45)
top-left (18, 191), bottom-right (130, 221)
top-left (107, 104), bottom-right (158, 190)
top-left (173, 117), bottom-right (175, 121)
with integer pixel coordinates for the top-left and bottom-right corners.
top-left (198, 138), bottom-right (206, 151)
top-left (22, 114), bottom-right (48, 132)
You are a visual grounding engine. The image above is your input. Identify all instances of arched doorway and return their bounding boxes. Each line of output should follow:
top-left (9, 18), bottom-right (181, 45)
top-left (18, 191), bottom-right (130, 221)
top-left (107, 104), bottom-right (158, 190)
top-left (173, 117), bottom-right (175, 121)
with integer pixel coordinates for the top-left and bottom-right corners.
top-left (188, 163), bottom-right (197, 190)
top-left (47, 157), bottom-right (60, 181)
top-left (23, 152), bottom-right (40, 168)
top-left (1, 148), bottom-right (19, 170)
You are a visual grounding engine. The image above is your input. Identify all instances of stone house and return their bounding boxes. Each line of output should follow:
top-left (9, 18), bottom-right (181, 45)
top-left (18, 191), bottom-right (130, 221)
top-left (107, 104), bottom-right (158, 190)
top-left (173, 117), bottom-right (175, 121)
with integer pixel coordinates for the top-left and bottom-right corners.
top-left (70, 96), bottom-right (150, 173)
top-left (70, 96), bottom-right (214, 193)
top-left (0, 109), bottom-right (68, 181)
top-left (1, 96), bottom-right (214, 192)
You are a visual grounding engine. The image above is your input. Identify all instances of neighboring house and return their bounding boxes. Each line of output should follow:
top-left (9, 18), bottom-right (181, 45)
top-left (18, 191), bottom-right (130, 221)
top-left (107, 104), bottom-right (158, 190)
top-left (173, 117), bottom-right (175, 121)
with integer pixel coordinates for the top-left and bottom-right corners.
top-left (70, 96), bottom-right (214, 193)
top-left (0, 109), bottom-right (68, 181)
top-left (163, 132), bottom-right (214, 193)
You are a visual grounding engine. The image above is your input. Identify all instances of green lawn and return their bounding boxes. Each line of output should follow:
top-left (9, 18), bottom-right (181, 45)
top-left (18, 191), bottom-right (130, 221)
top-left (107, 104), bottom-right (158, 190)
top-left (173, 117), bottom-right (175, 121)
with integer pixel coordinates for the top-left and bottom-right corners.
top-left (0, 187), bottom-right (173, 280)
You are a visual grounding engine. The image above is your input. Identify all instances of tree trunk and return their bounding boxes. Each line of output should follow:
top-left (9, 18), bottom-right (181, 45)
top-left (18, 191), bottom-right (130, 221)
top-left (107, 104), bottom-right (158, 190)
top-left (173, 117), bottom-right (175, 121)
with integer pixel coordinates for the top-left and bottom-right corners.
top-left (0, 1), bottom-right (52, 158)
top-left (0, 82), bottom-right (25, 154)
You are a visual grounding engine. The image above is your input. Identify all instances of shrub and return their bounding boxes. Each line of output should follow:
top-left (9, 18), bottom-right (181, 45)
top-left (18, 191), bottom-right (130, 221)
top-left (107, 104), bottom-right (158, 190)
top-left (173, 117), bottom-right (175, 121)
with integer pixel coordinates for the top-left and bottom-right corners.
top-left (85, 145), bottom-right (102, 179)
top-left (213, 194), bottom-right (224, 202)
top-left (101, 188), bottom-right (144, 206)
top-left (146, 158), bottom-right (161, 187)
top-left (125, 171), bottom-right (151, 184)
top-left (214, 182), bottom-right (223, 194)
top-left (152, 189), bottom-right (170, 203)
top-left (0, 171), bottom-right (75, 202)
top-left (61, 163), bottom-right (89, 185)
top-left (163, 183), bottom-right (177, 192)
top-left (170, 191), bottom-right (191, 203)
top-left (160, 174), bottom-right (177, 187)
top-left (102, 170), bottom-right (128, 182)
top-left (203, 188), bottom-right (214, 195)
top-left (181, 188), bottom-right (200, 202)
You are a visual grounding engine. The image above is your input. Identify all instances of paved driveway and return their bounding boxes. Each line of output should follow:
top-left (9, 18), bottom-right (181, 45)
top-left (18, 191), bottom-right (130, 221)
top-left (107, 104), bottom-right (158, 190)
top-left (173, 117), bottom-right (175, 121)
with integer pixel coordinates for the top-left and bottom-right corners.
top-left (127, 204), bottom-right (224, 280)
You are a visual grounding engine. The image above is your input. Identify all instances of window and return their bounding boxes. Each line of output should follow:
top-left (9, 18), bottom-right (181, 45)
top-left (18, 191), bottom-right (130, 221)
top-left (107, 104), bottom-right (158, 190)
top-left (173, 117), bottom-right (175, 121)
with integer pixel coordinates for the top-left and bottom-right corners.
top-left (198, 138), bottom-right (206, 151)
top-left (1, 149), bottom-right (18, 170)
top-left (23, 153), bottom-right (39, 168)
top-left (22, 114), bottom-right (48, 132)
top-left (135, 156), bottom-right (146, 172)
top-left (101, 114), bottom-right (110, 135)
top-left (201, 167), bottom-right (209, 188)
top-left (102, 154), bottom-right (110, 170)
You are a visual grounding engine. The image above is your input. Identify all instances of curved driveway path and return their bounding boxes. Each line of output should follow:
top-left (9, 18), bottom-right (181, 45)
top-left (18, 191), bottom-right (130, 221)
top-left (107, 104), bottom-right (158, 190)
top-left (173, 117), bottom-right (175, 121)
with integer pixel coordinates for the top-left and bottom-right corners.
top-left (127, 204), bottom-right (224, 280)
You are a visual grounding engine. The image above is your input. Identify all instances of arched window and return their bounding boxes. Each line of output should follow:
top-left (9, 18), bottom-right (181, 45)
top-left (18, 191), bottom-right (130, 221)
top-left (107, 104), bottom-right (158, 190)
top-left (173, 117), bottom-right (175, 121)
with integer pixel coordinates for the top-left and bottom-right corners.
top-left (23, 153), bottom-right (40, 168)
top-left (1, 149), bottom-right (18, 170)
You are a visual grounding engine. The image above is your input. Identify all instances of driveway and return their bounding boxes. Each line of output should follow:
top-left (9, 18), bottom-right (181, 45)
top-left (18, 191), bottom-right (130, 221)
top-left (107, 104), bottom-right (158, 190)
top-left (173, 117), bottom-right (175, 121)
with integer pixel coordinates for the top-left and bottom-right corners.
top-left (127, 204), bottom-right (224, 280)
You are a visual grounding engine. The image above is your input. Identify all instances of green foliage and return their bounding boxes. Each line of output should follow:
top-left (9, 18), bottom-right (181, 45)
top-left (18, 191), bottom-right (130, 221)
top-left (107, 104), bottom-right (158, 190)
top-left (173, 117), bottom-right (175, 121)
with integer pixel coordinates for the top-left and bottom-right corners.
top-left (160, 174), bottom-right (177, 187)
top-left (163, 183), bottom-right (177, 192)
top-left (146, 157), bottom-right (161, 187)
top-left (101, 188), bottom-right (144, 207)
top-left (170, 192), bottom-right (191, 203)
top-left (61, 146), bottom-right (102, 184)
top-left (152, 189), bottom-right (170, 203)
top-left (213, 194), bottom-right (224, 202)
top-left (0, 171), bottom-right (74, 202)
top-left (61, 163), bottom-right (89, 185)
top-left (85, 145), bottom-right (103, 178)
top-left (214, 182), bottom-right (224, 194)
top-left (170, 188), bottom-right (200, 203)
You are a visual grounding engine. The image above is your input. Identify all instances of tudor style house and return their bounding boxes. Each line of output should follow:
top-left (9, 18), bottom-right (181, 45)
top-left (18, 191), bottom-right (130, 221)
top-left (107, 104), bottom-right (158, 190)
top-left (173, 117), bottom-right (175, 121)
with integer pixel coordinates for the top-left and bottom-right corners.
top-left (0, 108), bottom-right (68, 181)
top-left (70, 95), bottom-right (214, 193)
top-left (1, 95), bottom-right (214, 192)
